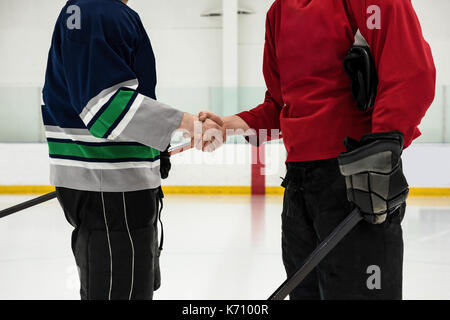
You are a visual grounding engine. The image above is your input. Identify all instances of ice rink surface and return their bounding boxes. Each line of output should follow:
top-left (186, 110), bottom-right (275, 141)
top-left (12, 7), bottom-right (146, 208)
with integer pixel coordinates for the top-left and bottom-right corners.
top-left (0, 194), bottom-right (449, 300)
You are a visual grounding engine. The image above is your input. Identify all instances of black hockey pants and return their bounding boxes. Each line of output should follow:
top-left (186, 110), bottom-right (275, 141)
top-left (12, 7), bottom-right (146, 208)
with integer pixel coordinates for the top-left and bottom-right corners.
top-left (281, 159), bottom-right (405, 300)
top-left (56, 187), bottom-right (163, 300)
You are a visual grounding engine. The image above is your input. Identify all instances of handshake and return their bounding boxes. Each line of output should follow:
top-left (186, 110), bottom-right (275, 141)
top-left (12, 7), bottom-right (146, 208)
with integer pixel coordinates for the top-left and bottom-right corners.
top-left (177, 111), bottom-right (251, 153)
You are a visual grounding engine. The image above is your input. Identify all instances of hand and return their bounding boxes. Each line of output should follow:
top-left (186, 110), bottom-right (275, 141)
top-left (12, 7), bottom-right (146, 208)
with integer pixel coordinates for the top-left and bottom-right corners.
top-left (199, 112), bottom-right (253, 152)
top-left (177, 113), bottom-right (199, 138)
top-left (178, 112), bottom-right (225, 152)
top-left (198, 111), bottom-right (223, 126)
top-left (197, 111), bottom-right (226, 152)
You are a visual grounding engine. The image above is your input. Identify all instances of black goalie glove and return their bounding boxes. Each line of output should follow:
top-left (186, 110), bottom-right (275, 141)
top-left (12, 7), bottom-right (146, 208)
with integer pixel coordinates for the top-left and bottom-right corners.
top-left (160, 145), bottom-right (171, 180)
top-left (337, 131), bottom-right (409, 224)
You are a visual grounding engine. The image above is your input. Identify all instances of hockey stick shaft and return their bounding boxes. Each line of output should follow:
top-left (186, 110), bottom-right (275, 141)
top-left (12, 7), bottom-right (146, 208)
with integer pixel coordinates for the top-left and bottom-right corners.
top-left (0, 191), bottom-right (57, 219)
top-left (168, 141), bottom-right (194, 156)
top-left (268, 208), bottom-right (363, 300)
top-left (0, 142), bottom-right (193, 220)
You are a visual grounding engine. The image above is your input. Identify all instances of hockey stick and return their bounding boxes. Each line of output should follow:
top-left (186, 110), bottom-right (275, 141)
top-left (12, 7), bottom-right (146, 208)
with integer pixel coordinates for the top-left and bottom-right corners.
top-left (0, 142), bottom-right (194, 220)
top-left (0, 191), bottom-right (58, 220)
top-left (268, 207), bottom-right (363, 300)
top-left (168, 141), bottom-right (194, 156)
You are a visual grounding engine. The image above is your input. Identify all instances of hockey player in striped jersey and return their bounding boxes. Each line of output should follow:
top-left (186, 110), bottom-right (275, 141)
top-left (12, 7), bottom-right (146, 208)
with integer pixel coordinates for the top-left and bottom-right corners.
top-left (42, 0), bottom-right (222, 300)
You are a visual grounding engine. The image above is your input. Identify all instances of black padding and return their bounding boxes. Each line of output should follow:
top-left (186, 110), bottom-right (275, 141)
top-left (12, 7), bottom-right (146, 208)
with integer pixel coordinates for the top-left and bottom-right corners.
top-left (352, 190), bottom-right (373, 214)
top-left (338, 131), bottom-right (409, 224)
top-left (352, 173), bottom-right (370, 192)
top-left (338, 140), bottom-right (399, 169)
top-left (388, 164), bottom-right (409, 199)
top-left (369, 172), bottom-right (390, 199)
top-left (370, 193), bottom-right (387, 214)
top-left (388, 189), bottom-right (409, 212)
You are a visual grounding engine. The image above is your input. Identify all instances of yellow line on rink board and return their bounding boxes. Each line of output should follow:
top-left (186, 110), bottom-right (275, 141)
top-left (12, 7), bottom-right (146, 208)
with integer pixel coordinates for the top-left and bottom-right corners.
top-left (265, 187), bottom-right (285, 195)
top-left (0, 185), bottom-right (450, 197)
top-left (164, 187), bottom-right (450, 196)
top-left (408, 188), bottom-right (450, 197)
top-left (0, 185), bottom-right (56, 194)
top-left (163, 186), bottom-right (251, 195)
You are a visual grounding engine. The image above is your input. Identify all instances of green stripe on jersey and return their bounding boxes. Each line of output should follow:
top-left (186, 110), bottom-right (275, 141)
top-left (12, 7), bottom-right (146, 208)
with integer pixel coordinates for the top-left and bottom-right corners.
top-left (48, 141), bottom-right (160, 160)
top-left (89, 90), bottom-right (135, 138)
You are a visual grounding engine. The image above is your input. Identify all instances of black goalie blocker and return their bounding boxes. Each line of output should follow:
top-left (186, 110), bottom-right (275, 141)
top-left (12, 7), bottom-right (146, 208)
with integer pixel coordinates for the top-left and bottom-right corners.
top-left (338, 131), bottom-right (409, 224)
top-left (344, 46), bottom-right (378, 112)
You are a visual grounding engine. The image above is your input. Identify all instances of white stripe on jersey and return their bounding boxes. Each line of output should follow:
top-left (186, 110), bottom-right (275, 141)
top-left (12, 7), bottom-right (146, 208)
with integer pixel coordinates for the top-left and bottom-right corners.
top-left (50, 158), bottom-right (160, 170)
top-left (108, 93), bottom-right (145, 140)
top-left (80, 79), bottom-right (139, 126)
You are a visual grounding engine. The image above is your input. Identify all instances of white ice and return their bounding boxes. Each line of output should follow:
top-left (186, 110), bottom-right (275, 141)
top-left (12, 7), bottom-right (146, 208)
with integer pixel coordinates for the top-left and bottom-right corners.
top-left (0, 195), bottom-right (449, 300)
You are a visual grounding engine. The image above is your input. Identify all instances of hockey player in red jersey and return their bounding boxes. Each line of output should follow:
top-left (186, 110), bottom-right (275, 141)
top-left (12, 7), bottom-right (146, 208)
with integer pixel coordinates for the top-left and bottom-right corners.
top-left (200, 0), bottom-right (436, 299)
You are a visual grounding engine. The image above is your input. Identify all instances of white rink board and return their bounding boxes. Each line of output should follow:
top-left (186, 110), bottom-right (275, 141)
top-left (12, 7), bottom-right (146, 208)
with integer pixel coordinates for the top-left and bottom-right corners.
top-left (0, 143), bottom-right (449, 188)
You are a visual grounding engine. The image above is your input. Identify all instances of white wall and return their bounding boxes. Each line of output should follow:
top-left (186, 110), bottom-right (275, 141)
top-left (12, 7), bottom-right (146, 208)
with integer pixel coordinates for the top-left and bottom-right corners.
top-left (0, 0), bottom-right (270, 88)
top-left (0, 0), bottom-right (447, 133)
top-left (0, 0), bottom-right (67, 86)
top-left (0, 0), bottom-right (447, 87)
top-left (0, 143), bottom-right (449, 188)
top-left (0, 1), bottom-right (448, 188)
top-left (413, 0), bottom-right (450, 86)
top-left (132, 0), bottom-right (223, 89)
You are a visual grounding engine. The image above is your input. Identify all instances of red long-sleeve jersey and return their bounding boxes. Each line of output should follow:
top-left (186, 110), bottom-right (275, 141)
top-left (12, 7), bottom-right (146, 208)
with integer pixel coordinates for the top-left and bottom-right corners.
top-left (237, 0), bottom-right (436, 162)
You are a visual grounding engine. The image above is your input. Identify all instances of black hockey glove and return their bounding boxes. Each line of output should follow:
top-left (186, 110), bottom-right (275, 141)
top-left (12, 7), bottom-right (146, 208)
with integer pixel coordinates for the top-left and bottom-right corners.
top-left (337, 131), bottom-right (409, 224)
top-left (344, 46), bottom-right (378, 112)
top-left (160, 145), bottom-right (171, 180)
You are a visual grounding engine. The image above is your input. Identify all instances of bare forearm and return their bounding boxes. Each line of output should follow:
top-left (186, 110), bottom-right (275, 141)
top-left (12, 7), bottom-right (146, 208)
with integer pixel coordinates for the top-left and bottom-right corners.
top-left (178, 113), bottom-right (198, 136)
top-left (223, 115), bottom-right (251, 135)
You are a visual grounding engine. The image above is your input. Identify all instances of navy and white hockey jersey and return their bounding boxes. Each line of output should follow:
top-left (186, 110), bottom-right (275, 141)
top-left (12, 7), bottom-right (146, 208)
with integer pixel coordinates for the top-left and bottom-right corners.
top-left (42, 0), bottom-right (183, 192)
